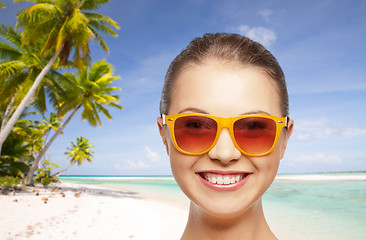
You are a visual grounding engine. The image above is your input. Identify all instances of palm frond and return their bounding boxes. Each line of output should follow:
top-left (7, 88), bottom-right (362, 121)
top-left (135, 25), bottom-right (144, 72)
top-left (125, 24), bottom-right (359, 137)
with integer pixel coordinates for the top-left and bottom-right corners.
top-left (78, 0), bottom-right (110, 11)
top-left (0, 60), bottom-right (27, 78)
top-left (14, 0), bottom-right (41, 4)
top-left (90, 102), bottom-right (101, 127)
top-left (56, 17), bottom-right (69, 53)
top-left (84, 12), bottom-right (120, 31)
top-left (0, 43), bottom-right (22, 61)
top-left (88, 59), bottom-right (111, 81)
top-left (0, 71), bottom-right (29, 104)
top-left (43, 21), bottom-right (62, 54)
top-left (88, 20), bottom-right (118, 38)
top-left (95, 102), bottom-right (112, 120)
top-left (108, 101), bottom-right (123, 110)
top-left (0, 25), bottom-right (22, 48)
top-left (32, 85), bottom-right (47, 114)
top-left (95, 75), bottom-right (120, 88)
top-left (88, 26), bottom-right (109, 52)
top-left (23, 3), bottom-right (61, 25)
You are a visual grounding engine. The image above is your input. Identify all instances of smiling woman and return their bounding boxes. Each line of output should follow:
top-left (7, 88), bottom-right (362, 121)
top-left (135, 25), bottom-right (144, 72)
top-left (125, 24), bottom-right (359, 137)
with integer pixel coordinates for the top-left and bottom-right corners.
top-left (157, 33), bottom-right (294, 240)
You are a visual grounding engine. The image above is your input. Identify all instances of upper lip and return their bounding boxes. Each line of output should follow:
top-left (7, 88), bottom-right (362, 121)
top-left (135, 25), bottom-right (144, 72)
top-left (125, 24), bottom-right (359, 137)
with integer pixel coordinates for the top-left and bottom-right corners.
top-left (195, 170), bottom-right (252, 175)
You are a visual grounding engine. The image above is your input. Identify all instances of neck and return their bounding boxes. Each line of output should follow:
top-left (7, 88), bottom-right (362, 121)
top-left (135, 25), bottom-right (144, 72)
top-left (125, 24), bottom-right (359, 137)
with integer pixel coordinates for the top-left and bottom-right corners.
top-left (181, 199), bottom-right (277, 240)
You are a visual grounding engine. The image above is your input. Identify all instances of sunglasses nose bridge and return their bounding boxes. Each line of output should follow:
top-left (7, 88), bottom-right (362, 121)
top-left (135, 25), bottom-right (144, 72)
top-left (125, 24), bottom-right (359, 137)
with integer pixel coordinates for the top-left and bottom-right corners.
top-left (215, 117), bottom-right (236, 141)
top-left (216, 117), bottom-right (233, 129)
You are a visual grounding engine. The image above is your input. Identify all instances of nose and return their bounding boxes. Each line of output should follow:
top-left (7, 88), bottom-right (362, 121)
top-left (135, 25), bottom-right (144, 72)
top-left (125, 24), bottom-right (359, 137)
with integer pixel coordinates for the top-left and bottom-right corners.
top-left (208, 128), bottom-right (241, 164)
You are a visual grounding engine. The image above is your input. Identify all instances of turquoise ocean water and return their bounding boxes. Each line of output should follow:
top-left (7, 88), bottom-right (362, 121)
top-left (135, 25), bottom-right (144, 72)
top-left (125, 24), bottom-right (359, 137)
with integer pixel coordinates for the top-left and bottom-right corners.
top-left (60, 173), bottom-right (366, 240)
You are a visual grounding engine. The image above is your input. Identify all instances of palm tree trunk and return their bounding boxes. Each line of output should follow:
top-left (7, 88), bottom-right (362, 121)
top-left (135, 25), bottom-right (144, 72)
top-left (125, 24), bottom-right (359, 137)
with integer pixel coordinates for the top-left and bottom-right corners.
top-left (1, 96), bottom-right (15, 132)
top-left (52, 163), bottom-right (75, 177)
top-left (25, 104), bottom-right (81, 186)
top-left (0, 46), bottom-right (63, 156)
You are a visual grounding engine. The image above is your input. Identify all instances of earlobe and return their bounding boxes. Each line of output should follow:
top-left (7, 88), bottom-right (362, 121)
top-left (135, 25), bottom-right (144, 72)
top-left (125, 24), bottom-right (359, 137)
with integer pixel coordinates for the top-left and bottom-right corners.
top-left (157, 117), bottom-right (170, 156)
top-left (280, 119), bottom-right (294, 159)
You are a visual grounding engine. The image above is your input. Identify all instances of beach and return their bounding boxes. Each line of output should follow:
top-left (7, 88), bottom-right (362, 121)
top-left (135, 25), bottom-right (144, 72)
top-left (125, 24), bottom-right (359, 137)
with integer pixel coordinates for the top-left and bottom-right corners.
top-left (0, 182), bottom-right (188, 240)
top-left (1, 173), bottom-right (365, 240)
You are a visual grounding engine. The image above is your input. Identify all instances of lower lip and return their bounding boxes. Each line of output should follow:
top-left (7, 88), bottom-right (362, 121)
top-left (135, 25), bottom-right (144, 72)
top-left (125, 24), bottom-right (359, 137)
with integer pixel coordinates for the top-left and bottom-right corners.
top-left (197, 173), bottom-right (252, 191)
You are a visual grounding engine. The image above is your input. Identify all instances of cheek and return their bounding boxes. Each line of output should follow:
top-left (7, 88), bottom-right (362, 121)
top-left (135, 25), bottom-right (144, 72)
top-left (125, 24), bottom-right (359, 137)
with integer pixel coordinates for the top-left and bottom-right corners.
top-left (168, 141), bottom-right (191, 180)
top-left (251, 143), bottom-right (282, 185)
top-left (168, 142), bottom-right (203, 198)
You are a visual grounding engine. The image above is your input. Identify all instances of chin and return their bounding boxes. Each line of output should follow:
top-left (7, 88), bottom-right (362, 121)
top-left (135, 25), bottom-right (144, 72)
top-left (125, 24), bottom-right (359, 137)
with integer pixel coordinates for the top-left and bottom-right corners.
top-left (191, 196), bottom-right (263, 221)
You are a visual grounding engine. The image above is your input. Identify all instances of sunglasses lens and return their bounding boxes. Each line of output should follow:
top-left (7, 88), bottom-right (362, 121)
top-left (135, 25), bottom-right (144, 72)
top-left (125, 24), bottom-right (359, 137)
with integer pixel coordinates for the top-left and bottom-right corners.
top-left (174, 116), bottom-right (217, 153)
top-left (234, 117), bottom-right (276, 154)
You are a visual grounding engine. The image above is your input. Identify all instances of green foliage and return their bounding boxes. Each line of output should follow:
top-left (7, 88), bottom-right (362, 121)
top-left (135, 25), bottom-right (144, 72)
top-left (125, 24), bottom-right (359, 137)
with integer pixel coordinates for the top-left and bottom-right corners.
top-left (40, 175), bottom-right (52, 187)
top-left (35, 159), bottom-right (59, 187)
top-left (0, 176), bottom-right (24, 190)
top-left (15, 0), bottom-right (119, 69)
top-left (0, 24), bottom-right (62, 114)
top-left (57, 60), bottom-right (122, 127)
top-left (65, 136), bottom-right (94, 165)
top-left (1, 117), bottom-right (43, 160)
top-left (0, 121), bottom-right (33, 177)
top-left (0, 157), bottom-right (29, 177)
top-left (0, 0), bottom-right (121, 183)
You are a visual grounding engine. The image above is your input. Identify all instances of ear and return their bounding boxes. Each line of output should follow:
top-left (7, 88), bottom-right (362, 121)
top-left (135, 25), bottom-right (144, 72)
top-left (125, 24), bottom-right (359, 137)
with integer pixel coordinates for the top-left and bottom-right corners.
top-left (157, 117), bottom-right (170, 156)
top-left (280, 119), bottom-right (294, 159)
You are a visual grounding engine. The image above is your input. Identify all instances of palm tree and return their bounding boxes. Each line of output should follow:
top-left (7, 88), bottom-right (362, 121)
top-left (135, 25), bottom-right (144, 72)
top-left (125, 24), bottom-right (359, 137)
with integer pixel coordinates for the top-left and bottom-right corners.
top-left (0, 24), bottom-right (63, 154)
top-left (0, 0), bottom-right (119, 156)
top-left (38, 112), bottom-right (62, 144)
top-left (53, 136), bottom-right (94, 176)
top-left (25, 59), bottom-right (122, 185)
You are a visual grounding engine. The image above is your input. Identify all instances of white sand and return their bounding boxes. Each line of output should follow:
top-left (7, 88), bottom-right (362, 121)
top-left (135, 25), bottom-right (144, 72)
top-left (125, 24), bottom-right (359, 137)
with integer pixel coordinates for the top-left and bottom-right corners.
top-left (0, 183), bottom-right (188, 240)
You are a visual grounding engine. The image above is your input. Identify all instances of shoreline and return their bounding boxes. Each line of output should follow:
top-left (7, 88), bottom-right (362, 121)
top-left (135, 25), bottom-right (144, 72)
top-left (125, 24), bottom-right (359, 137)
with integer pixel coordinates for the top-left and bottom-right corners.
top-left (59, 172), bottom-right (366, 182)
top-left (275, 173), bottom-right (366, 181)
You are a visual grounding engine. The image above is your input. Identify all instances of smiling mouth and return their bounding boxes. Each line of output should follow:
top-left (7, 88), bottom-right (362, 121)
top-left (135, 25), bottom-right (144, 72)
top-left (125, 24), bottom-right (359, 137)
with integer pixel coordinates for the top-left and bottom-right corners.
top-left (198, 172), bottom-right (251, 186)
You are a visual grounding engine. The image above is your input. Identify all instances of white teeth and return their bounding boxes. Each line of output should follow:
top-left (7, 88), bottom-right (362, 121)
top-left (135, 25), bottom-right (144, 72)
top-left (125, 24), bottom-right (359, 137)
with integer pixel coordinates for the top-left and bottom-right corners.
top-left (230, 177), bottom-right (236, 184)
top-left (204, 173), bottom-right (244, 185)
top-left (217, 177), bottom-right (224, 185)
top-left (224, 177), bottom-right (231, 185)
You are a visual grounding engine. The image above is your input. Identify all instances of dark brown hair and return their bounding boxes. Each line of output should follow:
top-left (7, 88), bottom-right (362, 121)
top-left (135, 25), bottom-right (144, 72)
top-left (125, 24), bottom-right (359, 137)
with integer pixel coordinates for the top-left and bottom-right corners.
top-left (160, 33), bottom-right (289, 116)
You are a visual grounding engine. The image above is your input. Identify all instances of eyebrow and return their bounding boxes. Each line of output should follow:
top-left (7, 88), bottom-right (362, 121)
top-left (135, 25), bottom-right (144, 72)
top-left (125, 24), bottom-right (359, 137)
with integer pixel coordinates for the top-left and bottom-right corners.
top-left (240, 110), bottom-right (271, 116)
top-left (178, 107), bottom-right (209, 114)
top-left (178, 108), bottom-right (271, 116)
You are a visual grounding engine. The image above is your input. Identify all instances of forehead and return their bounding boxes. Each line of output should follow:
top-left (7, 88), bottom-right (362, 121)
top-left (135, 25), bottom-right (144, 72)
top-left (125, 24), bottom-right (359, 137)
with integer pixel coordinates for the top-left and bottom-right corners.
top-left (169, 61), bottom-right (282, 117)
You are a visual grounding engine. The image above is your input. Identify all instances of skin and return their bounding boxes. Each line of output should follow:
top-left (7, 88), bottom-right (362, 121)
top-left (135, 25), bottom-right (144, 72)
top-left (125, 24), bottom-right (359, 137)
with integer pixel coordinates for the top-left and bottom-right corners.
top-left (157, 60), bottom-right (294, 240)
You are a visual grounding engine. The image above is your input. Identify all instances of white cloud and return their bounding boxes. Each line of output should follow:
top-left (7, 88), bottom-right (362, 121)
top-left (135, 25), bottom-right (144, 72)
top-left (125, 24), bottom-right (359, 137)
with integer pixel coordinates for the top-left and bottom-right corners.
top-left (295, 119), bottom-right (366, 141)
top-left (124, 159), bottom-right (150, 169)
top-left (291, 153), bottom-right (343, 165)
top-left (296, 133), bottom-right (312, 141)
top-left (237, 25), bottom-right (276, 47)
top-left (144, 146), bottom-right (160, 162)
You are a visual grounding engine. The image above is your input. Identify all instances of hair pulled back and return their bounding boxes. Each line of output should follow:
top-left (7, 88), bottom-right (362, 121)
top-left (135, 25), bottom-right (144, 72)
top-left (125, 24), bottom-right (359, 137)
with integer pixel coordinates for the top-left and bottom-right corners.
top-left (160, 33), bottom-right (289, 116)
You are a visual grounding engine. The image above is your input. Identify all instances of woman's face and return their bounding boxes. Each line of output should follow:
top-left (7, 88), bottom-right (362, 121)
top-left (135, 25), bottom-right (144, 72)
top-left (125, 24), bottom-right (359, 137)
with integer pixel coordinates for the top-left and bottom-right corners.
top-left (158, 61), bottom-right (293, 218)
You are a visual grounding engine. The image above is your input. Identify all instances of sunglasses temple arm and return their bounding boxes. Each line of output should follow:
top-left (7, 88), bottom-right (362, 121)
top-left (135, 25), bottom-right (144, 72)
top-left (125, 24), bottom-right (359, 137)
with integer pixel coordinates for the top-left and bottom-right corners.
top-left (285, 116), bottom-right (290, 128)
top-left (162, 114), bottom-right (166, 125)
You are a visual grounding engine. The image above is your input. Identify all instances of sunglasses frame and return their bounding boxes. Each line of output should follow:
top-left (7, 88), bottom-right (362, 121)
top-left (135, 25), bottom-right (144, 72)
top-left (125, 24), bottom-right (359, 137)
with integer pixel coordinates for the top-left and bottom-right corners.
top-left (162, 113), bottom-right (289, 157)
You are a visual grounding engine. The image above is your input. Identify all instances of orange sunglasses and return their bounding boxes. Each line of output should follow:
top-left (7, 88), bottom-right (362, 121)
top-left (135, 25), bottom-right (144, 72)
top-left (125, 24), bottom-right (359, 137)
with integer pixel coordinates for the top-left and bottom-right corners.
top-left (162, 113), bottom-right (289, 157)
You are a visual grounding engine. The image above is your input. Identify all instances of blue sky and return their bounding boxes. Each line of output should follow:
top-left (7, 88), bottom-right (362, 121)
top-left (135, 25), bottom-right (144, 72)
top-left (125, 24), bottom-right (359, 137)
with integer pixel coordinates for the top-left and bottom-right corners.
top-left (1, 0), bottom-right (365, 175)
